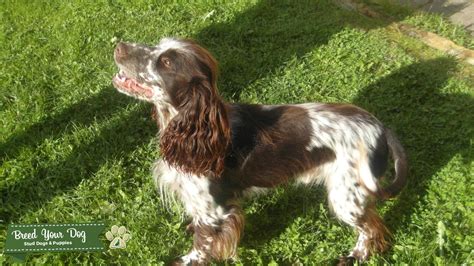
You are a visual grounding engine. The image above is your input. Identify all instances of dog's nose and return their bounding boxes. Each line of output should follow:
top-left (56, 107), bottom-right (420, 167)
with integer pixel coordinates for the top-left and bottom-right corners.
top-left (114, 42), bottom-right (128, 60)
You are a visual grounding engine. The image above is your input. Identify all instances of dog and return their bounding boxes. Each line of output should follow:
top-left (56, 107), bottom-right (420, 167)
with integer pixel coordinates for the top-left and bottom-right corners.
top-left (112, 37), bottom-right (407, 265)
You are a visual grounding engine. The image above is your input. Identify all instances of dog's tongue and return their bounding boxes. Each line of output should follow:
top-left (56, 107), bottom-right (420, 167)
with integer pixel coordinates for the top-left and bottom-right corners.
top-left (128, 79), bottom-right (154, 98)
top-left (113, 73), bottom-right (153, 99)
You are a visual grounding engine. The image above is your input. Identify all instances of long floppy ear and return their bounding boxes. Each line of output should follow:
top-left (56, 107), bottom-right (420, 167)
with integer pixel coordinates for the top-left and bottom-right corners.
top-left (160, 78), bottom-right (230, 178)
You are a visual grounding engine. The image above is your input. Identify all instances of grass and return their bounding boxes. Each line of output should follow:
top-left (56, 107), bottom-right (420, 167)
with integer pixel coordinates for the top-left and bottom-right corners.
top-left (1, 0), bottom-right (473, 264)
top-left (365, 0), bottom-right (474, 49)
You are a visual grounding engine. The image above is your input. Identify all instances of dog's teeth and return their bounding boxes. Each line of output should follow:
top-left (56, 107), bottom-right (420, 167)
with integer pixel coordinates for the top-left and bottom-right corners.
top-left (116, 74), bottom-right (126, 82)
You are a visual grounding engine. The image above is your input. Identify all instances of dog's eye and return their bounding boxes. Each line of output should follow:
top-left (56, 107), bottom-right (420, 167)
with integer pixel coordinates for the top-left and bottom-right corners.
top-left (161, 57), bottom-right (171, 67)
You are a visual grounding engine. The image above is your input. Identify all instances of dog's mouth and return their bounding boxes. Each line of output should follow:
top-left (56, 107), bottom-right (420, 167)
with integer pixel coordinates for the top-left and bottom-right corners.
top-left (112, 70), bottom-right (154, 100)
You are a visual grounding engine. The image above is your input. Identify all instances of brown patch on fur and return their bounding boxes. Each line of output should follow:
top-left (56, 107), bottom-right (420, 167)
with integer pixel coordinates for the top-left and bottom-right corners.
top-left (293, 149), bottom-right (337, 186)
top-left (224, 105), bottom-right (336, 188)
top-left (193, 206), bottom-right (244, 261)
top-left (160, 44), bottom-right (231, 178)
top-left (356, 204), bottom-right (391, 257)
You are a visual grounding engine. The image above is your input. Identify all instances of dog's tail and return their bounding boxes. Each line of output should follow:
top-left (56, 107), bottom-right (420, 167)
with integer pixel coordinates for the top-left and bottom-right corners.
top-left (379, 128), bottom-right (408, 199)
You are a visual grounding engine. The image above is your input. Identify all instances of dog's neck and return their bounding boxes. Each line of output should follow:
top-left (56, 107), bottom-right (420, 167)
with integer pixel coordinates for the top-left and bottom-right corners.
top-left (153, 101), bottom-right (178, 135)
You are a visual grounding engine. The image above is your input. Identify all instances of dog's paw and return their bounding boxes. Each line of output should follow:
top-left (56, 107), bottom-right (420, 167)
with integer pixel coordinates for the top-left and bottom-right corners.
top-left (336, 255), bottom-right (356, 266)
top-left (170, 258), bottom-right (190, 266)
top-left (105, 225), bottom-right (131, 249)
top-left (173, 250), bottom-right (209, 266)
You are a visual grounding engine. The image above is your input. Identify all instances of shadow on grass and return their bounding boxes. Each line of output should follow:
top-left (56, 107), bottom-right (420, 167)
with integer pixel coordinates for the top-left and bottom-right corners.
top-left (239, 57), bottom-right (473, 263)
top-left (0, 88), bottom-right (156, 222)
top-left (0, 89), bottom-right (131, 161)
top-left (194, 0), bottom-right (396, 100)
top-left (353, 57), bottom-right (473, 256)
top-left (1, 1), bottom-right (405, 224)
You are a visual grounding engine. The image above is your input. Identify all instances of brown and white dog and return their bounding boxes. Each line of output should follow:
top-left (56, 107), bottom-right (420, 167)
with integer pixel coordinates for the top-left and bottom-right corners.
top-left (112, 38), bottom-right (407, 265)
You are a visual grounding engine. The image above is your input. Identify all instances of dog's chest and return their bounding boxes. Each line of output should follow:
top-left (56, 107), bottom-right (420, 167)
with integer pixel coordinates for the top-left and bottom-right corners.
top-left (157, 163), bottom-right (226, 225)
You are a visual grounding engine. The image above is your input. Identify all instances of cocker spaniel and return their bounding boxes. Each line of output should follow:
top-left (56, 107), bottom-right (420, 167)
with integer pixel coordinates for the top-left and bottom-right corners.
top-left (112, 38), bottom-right (407, 265)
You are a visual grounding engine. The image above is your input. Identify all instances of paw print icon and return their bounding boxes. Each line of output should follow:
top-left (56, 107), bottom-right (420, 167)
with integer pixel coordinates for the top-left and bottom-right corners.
top-left (105, 225), bottom-right (131, 249)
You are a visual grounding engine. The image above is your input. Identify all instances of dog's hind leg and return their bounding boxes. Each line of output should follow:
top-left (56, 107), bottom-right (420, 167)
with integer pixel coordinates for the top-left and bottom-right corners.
top-left (350, 204), bottom-right (390, 261)
top-left (326, 165), bottom-right (390, 264)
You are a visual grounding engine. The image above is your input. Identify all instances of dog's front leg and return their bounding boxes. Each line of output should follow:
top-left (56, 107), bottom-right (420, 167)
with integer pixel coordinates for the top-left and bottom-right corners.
top-left (176, 205), bottom-right (244, 265)
top-left (157, 165), bottom-right (245, 266)
top-left (155, 161), bottom-right (243, 264)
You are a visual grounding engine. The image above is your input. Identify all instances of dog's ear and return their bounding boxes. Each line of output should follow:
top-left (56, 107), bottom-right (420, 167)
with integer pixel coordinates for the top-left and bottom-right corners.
top-left (160, 77), bottom-right (230, 178)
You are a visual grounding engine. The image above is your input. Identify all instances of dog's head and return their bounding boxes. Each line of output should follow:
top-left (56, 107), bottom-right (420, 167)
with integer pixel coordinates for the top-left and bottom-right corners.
top-left (113, 38), bottom-right (218, 105)
top-left (112, 38), bottom-right (230, 178)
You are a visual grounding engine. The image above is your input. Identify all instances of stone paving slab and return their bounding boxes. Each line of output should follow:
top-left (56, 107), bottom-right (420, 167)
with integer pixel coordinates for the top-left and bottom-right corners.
top-left (397, 0), bottom-right (474, 35)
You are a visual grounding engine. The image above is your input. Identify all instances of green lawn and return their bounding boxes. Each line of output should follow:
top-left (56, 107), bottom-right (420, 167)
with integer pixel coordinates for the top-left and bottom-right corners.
top-left (1, 0), bottom-right (473, 264)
